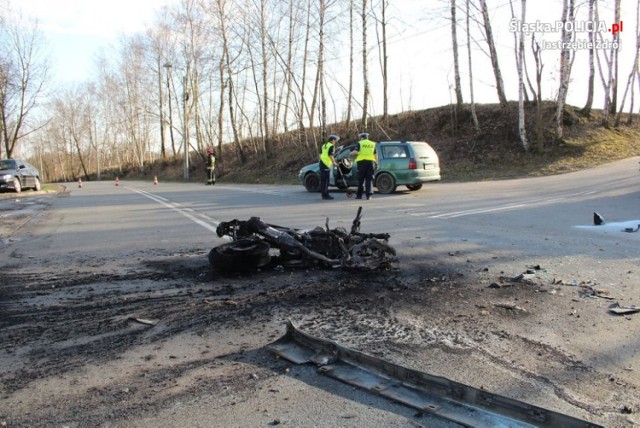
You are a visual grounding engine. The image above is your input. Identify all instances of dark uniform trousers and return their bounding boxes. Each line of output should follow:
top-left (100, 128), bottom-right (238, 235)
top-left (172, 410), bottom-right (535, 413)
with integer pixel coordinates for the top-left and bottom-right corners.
top-left (356, 160), bottom-right (375, 198)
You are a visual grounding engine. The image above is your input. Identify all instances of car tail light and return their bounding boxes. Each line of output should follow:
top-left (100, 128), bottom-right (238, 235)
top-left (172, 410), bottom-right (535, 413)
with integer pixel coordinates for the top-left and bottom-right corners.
top-left (408, 158), bottom-right (417, 170)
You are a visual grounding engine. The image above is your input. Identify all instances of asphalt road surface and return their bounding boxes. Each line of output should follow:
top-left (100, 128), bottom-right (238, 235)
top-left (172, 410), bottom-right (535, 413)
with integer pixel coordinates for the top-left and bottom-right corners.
top-left (1, 157), bottom-right (639, 427)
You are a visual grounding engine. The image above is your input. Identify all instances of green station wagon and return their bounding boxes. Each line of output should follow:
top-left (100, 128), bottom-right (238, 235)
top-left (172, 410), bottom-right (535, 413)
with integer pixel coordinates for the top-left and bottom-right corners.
top-left (298, 141), bottom-right (441, 194)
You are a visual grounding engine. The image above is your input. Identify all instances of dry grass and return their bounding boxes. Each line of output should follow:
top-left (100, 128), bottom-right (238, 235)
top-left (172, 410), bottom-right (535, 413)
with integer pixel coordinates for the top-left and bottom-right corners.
top-left (117, 103), bottom-right (640, 185)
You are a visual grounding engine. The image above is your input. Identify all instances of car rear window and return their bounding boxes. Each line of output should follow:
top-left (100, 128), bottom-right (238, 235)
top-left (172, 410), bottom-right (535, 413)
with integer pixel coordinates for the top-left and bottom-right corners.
top-left (409, 142), bottom-right (435, 158)
top-left (381, 146), bottom-right (408, 159)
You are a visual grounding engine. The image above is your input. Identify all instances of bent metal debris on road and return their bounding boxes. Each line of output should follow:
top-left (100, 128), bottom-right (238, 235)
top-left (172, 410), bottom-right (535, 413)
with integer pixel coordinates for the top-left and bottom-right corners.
top-left (269, 320), bottom-right (602, 428)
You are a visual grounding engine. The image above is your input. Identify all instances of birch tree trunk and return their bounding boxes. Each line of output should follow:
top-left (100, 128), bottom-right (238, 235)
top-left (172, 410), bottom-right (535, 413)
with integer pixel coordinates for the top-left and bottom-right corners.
top-left (381, 0), bottom-right (389, 119)
top-left (555, 0), bottom-right (574, 140)
top-left (215, 0), bottom-right (244, 163)
top-left (531, 34), bottom-right (544, 152)
top-left (610, 0), bottom-right (621, 114)
top-left (282, 0), bottom-right (296, 133)
top-left (346, 0), bottom-right (354, 125)
top-left (581, 0), bottom-right (596, 115)
top-left (308, 0), bottom-right (326, 138)
top-left (451, 0), bottom-right (463, 110)
top-left (259, 0), bottom-right (270, 148)
top-left (361, 0), bottom-right (370, 128)
top-left (615, 0), bottom-right (640, 126)
top-left (478, 0), bottom-right (507, 109)
top-left (516, 0), bottom-right (528, 151)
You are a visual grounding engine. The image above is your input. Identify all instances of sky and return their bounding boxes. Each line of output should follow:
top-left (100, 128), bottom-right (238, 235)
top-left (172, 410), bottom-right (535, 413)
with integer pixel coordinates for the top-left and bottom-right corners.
top-left (18, 0), bottom-right (175, 83)
top-left (14, 0), bottom-right (637, 115)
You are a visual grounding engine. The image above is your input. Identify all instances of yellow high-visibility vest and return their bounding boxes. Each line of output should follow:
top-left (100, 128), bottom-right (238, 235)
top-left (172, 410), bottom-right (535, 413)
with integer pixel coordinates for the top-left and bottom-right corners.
top-left (356, 139), bottom-right (376, 162)
top-left (320, 142), bottom-right (333, 168)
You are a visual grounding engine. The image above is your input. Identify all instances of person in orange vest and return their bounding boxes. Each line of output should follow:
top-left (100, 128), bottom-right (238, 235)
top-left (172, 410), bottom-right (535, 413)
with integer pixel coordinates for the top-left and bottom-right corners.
top-left (351, 132), bottom-right (377, 200)
top-left (319, 134), bottom-right (339, 200)
top-left (206, 147), bottom-right (216, 185)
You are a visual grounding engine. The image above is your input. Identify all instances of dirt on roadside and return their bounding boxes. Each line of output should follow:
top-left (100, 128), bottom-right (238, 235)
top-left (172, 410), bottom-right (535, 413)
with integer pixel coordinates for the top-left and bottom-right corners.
top-left (1, 236), bottom-right (639, 427)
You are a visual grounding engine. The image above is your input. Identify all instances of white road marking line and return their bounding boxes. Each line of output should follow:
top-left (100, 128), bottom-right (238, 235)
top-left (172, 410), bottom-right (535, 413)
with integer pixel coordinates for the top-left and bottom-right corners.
top-left (126, 187), bottom-right (220, 233)
top-left (223, 185), bottom-right (289, 196)
top-left (405, 191), bottom-right (596, 220)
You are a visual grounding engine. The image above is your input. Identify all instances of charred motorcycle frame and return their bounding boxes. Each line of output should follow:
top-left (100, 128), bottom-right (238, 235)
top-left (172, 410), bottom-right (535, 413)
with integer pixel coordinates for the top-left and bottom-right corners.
top-left (210, 207), bottom-right (396, 272)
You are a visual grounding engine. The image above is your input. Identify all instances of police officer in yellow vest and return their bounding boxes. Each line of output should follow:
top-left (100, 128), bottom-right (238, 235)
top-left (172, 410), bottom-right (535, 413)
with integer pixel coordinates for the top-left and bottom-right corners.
top-left (351, 132), bottom-right (377, 200)
top-left (319, 134), bottom-right (339, 200)
top-left (206, 147), bottom-right (216, 185)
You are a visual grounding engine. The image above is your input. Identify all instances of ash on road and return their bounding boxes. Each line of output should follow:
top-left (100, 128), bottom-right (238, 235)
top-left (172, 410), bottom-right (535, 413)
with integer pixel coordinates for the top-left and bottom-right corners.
top-left (1, 187), bottom-right (638, 427)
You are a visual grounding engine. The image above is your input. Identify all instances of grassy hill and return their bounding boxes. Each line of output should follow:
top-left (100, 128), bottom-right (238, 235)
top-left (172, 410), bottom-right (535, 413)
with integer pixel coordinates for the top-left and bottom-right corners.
top-left (141, 102), bottom-right (640, 185)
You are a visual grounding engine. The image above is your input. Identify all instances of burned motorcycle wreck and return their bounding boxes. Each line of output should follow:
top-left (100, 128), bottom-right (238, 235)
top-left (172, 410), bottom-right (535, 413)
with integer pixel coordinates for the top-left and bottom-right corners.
top-left (210, 207), bottom-right (397, 272)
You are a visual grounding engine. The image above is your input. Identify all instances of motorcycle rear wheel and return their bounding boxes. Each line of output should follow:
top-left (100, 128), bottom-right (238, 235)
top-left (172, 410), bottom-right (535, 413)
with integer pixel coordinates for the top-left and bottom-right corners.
top-left (209, 238), bottom-right (271, 272)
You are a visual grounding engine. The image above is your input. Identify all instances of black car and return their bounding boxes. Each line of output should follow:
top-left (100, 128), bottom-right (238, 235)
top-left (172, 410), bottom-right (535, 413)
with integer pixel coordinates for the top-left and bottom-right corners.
top-left (0, 159), bottom-right (42, 193)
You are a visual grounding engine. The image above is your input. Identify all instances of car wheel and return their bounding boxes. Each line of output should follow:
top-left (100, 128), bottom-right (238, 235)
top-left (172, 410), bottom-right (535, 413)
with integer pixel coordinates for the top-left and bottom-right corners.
top-left (375, 172), bottom-right (396, 194)
top-left (303, 172), bottom-right (320, 192)
top-left (209, 238), bottom-right (271, 272)
top-left (406, 183), bottom-right (423, 191)
top-left (33, 178), bottom-right (41, 192)
top-left (13, 178), bottom-right (22, 193)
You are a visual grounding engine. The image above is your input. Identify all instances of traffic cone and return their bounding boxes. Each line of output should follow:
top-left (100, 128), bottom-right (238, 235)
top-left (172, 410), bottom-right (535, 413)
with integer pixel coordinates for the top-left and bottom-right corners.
top-left (78, 178), bottom-right (83, 188)
top-left (115, 177), bottom-right (120, 186)
top-left (153, 175), bottom-right (158, 185)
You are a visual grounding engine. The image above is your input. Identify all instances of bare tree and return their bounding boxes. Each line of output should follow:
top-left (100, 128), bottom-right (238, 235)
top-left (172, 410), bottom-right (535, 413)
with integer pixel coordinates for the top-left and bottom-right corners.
top-left (346, 0), bottom-right (355, 125)
top-left (465, 0), bottom-right (480, 133)
top-left (145, 28), bottom-right (171, 159)
top-left (52, 87), bottom-right (93, 180)
top-left (615, 0), bottom-right (640, 127)
top-left (609, 0), bottom-right (622, 115)
top-left (450, 0), bottom-right (463, 110)
top-left (531, 34), bottom-right (544, 152)
top-left (0, 8), bottom-right (49, 158)
top-left (514, 0), bottom-right (528, 151)
top-left (478, 0), bottom-right (507, 109)
top-left (595, 0), bottom-right (615, 127)
top-left (281, 0), bottom-right (299, 133)
top-left (215, 0), bottom-right (245, 163)
top-left (555, 0), bottom-right (575, 140)
top-left (361, 0), bottom-right (370, 128)
top-left (373, 0), bottom-right (390, 119)
top-left (581, 0), bottom-right (596, 115)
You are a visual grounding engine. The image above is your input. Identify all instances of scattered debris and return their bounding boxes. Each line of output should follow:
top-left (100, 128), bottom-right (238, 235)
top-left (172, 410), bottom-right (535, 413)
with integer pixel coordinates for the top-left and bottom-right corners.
top-left (578, 285), bottom-right (614, 300)
top-left (128, 317), bottom-right (158, 326)
top-left (493, 302), bottom-right (526, 312)
top-left (512, 273), bottom-right (537, 282)
top-left (488, 282), bottom-right (508, 289)
top-left (620, 404), bottom-right (634, 414)
top-left (609, 302), bottom-right (640, 315)
top-left (593, 212), bottom-right (605, 225)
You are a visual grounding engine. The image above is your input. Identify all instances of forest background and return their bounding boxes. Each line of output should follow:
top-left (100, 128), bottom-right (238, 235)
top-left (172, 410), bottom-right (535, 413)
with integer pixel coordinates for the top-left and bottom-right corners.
top-left (1, 0), bottom-right (639, 185)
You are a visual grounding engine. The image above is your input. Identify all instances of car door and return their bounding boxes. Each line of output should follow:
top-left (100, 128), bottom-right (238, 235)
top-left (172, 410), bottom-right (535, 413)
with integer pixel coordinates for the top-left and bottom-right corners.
top-left (24, 162), bottom-right (37, 187)
top-left (14, 161), bottom-right (30, 187)
top-left (333, 145), bottom-right (357, 186)
top-left (379, 144), bottom-right (410, 182)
